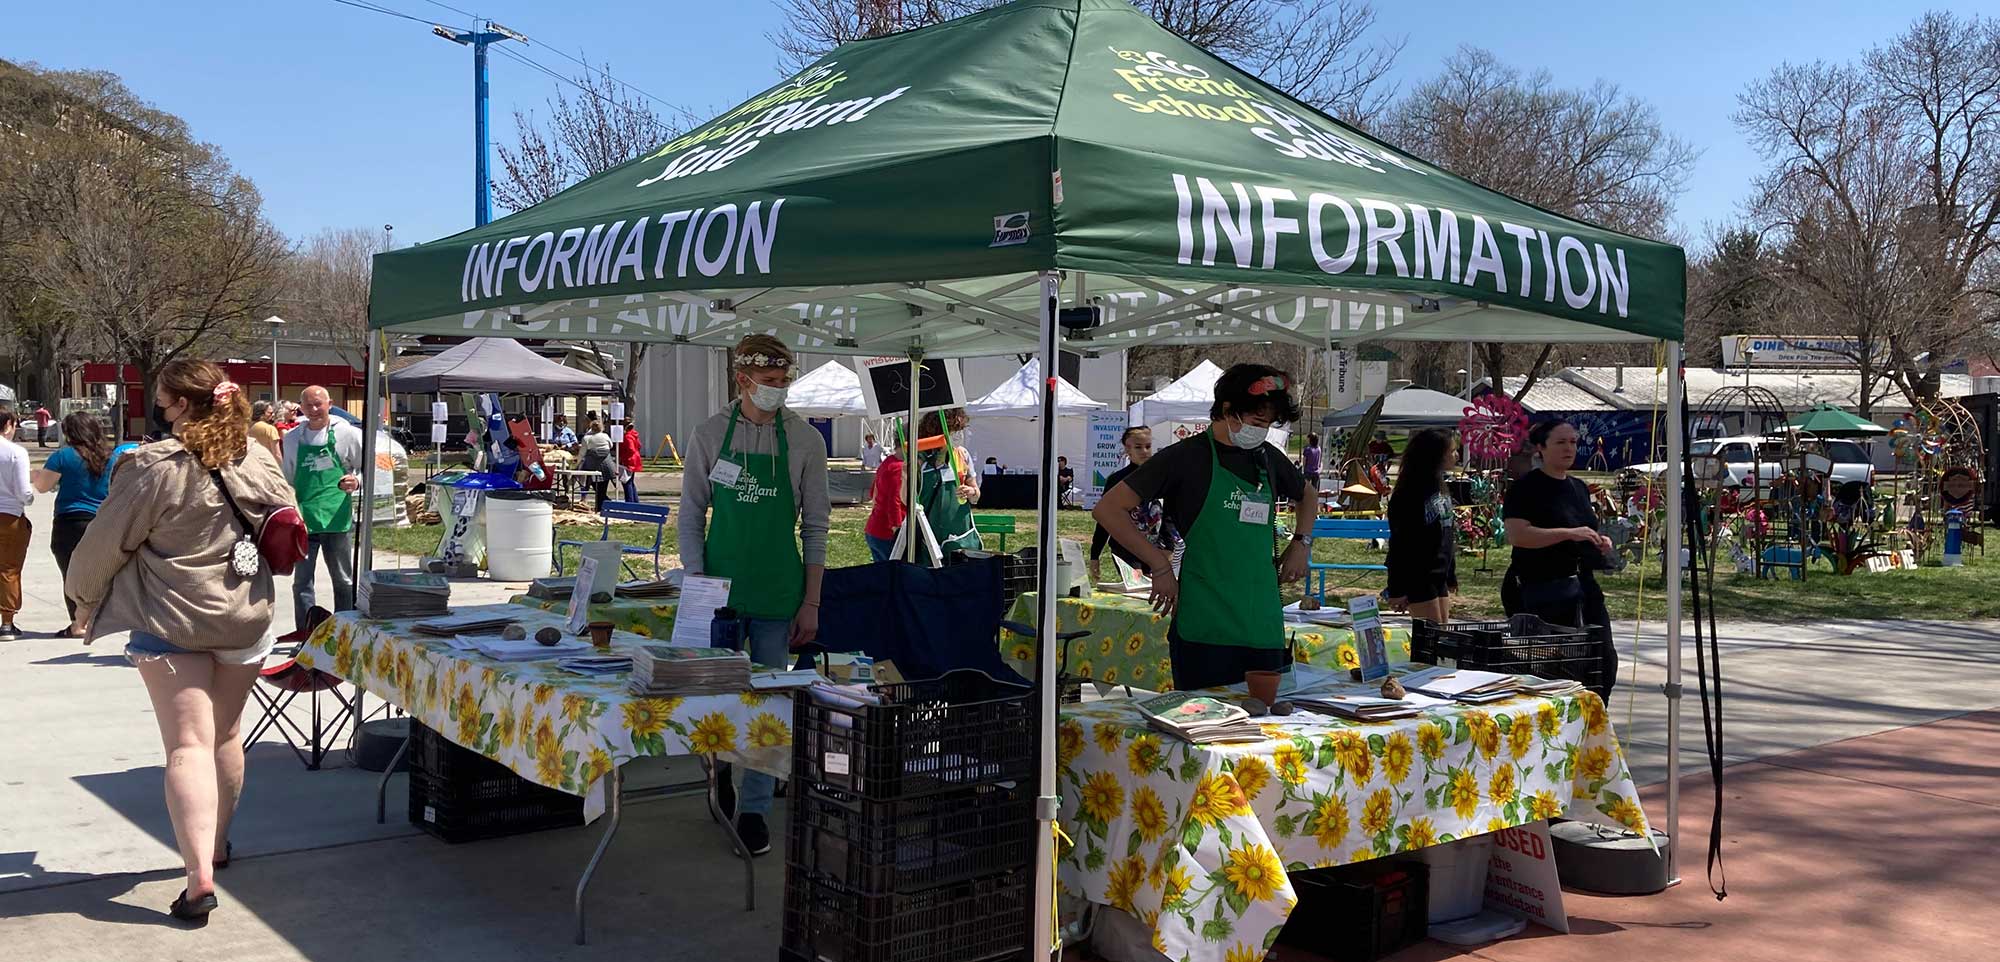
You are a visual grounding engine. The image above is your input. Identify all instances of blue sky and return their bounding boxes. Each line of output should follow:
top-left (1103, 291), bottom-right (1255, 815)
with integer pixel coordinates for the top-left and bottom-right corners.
top-left (5, 0), bottom-right (1951, 251)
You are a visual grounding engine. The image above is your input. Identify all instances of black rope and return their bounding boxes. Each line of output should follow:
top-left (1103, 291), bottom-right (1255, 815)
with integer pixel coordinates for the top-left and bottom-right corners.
top-left (1678, 375), bottom-right (1728, 900)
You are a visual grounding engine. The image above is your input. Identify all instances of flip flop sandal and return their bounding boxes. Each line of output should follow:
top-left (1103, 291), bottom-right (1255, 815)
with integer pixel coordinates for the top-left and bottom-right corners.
top-left (170, 890), bottom-right (218, 924)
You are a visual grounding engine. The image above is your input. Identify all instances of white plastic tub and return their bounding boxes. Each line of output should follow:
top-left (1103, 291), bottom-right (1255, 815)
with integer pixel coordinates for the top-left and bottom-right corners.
top-left (1415, 832), bottom-right (1496, 923)
top-left (484, 495), bottom-right (554, 581)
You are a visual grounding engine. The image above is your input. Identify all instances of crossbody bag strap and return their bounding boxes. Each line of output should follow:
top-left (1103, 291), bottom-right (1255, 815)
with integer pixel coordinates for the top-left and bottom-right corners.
top-left (210, 468), bottom-right (257, 536)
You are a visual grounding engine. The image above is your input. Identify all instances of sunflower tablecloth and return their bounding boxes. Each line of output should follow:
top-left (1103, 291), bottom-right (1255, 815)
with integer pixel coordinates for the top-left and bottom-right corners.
top-left (1055, 681), bottom-right (1649, 962)
top-left (1001, 592), bottom-right (1412, 691)
top-left (509, 595), bottom-right (679, 640)
top-left (298, 605), bottom-right (790, 815)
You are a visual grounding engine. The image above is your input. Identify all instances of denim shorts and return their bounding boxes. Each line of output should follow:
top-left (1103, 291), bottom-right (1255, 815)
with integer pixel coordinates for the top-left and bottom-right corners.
top-left (123, 630), bottom-right (274, 668)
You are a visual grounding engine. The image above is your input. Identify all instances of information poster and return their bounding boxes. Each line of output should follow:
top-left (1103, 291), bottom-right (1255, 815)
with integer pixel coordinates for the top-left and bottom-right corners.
top-left (853, 356), bottom-right (966, 418)
top-left (1348, 594), bottom-right (1389, 681)
top-left (1084, 410), bottom-right (1127, 509)
top-left (1483, 821), bottom-right (1569, 933)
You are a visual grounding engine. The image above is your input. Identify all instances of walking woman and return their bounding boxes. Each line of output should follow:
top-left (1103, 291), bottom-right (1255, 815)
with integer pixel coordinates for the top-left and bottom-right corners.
top-left (1501, 420), bottom-right (1617, 695)
top-left (619, 419), bottom-right (644, 502)
top-left (578, 418), bottom-right (614, 511)
top-left (1384, 428), bottom-right (1459, 624)
top-left (32, 412), bottom-right (117, 637)
top-left (65, 360), bottom-right (298, 923)
top-left (0, 410), bottom-right (29, 639)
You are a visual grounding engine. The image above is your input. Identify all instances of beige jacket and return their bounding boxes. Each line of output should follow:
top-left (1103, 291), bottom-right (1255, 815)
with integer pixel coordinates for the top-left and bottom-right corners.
top-left (66, 438), bottom-right (299, 651)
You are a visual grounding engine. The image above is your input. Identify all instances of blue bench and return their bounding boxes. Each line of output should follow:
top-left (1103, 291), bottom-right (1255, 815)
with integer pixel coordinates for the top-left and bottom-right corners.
top-left (1306, 517), bottom-right (1391, 603)
top-left (556, 501), bottom-right (672, 579)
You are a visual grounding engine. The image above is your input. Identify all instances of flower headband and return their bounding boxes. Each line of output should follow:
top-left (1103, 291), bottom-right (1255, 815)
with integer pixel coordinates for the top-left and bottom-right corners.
top-left (1246, 374), bottom-right (1289, 396)
top-left (212, 381), bottom-right (241, 402)
top-left (732, 352), bottom-right (792, 369)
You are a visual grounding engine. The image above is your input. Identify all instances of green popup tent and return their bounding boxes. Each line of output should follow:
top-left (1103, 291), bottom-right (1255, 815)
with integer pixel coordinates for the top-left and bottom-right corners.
top-left (1788, 402), bottom-right (1889, 437)
top-left (359, 2), bottom-right (1693, 954)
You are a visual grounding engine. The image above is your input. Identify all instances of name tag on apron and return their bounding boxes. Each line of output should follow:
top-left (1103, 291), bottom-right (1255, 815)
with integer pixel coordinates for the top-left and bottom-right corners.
top-left (709, 458), bottom-right (743, 488)
top-left (308, 450), bottom-right (336, 472)
top-left (1238, 499), bottom-right (1270, 525)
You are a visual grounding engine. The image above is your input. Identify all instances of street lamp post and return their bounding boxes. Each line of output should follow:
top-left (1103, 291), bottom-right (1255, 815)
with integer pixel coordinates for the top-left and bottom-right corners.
top-left (265, 315), bottom-right (286, 406)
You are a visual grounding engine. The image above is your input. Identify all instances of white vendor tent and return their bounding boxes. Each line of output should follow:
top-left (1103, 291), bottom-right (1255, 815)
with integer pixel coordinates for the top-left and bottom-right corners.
top-left (1324, 386), bottom-right (1473, 430)
top-left (1128, 359), bottom-right (1222, 427)
top-left (785, 360), bottom-right (867, 418)
top-left (965, 358), bottom-right (1103, 470)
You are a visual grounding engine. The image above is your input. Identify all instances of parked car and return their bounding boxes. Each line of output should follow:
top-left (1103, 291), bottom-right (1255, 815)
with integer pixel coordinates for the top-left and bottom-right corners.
top-left (1627, 435), bottom-right (1875, 488)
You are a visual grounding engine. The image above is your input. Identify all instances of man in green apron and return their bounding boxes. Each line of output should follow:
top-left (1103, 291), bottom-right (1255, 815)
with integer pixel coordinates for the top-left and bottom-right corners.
top-left (1093, 364), bottom-right (1318, 691)
top-left (676, 335), bottom-right (830, 856)
top-left (282, 385), bottom-right (364, 629)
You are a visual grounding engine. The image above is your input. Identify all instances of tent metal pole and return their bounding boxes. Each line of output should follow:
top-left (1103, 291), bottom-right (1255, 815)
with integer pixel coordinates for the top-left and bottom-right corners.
top-left (1663, 339), bottom-right (1686, 883)
top-left (1030, 270), bottom-right (1061, 961)
top-left (904, 351), bottom-right (922, 564)
top-left (359, 330), bottom-right (381, 581)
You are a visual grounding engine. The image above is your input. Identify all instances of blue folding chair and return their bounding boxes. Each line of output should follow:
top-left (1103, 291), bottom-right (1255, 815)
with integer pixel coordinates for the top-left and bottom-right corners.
top-left (555, 501), bottom-right (672, 578)
top-left (1306, 516), bottom-right (1392, 603)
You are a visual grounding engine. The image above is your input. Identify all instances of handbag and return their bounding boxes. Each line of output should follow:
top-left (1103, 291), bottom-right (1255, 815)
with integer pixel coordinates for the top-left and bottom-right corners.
top-left (212, 469), bottom-right (309, 576)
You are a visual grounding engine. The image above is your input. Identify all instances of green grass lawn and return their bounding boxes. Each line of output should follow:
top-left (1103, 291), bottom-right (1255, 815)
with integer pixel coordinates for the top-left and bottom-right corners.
top-left (371, 506), bottom-right (2000, 621)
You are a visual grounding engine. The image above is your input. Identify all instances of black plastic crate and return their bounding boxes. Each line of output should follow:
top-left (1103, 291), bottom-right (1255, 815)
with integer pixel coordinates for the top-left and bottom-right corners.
top-left (1001, 549), bottom-right (1038, 608)
top-left (1275, 860), bottom-right (1428, 962)
top-left (1412, 614), bottom-right (1604, 692)
top-left (780, 868), bottom-right (1029, 962)
top-left (406, 721), bottom-right (583, 843)
top-left (793, 669), bottom-right (1034, 801)
top-left (787, 782), bottom-right (1034, 893)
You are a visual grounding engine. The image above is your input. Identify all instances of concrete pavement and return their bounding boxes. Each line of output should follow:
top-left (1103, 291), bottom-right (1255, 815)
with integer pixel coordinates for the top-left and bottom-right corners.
top-left (4, 487), bottom-right (2000, 960)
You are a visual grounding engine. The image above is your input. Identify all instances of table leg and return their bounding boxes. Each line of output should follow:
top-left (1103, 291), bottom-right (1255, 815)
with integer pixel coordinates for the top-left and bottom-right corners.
top-left (701, 755), bottom-right (756, 911)
top-left (376, 733), bottom-right (410, 825)
top-left (574, 765), bottom-right (624, 946)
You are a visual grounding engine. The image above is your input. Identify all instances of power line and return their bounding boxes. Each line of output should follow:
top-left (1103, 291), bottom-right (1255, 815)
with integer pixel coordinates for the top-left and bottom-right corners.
top-left (493, 23), bottom-right (685, 115)
top-left (493, 44), bottom-right (681, 120)
top-left (414, 0), bottom-right (481, 20)
top-left (324, 0), bottom-right (458, 29)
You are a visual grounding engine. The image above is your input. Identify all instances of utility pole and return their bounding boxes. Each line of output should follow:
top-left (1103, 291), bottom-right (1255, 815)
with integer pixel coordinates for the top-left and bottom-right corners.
top-left (432, 22), bottom-right (526, 227)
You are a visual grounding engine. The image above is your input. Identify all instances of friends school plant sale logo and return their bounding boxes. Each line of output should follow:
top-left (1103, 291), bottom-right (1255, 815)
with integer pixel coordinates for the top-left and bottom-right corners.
top-left (991, 211), bottom-right (1031, 247)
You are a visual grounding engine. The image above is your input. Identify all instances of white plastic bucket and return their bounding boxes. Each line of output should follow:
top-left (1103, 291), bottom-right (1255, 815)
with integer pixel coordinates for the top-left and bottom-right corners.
top-left (1415, 833), bottom-right (1495, 923)
top-left (484, 496), bottom-right (554, 581)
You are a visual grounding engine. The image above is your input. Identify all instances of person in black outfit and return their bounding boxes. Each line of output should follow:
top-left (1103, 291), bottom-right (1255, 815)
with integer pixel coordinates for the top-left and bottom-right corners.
top-left (1384, 428), bottom-right (1459, 624)
top-left (1502, 420), bottom-right (1617, 696)
top-left (1089, 426), bottom-right (1177, 582)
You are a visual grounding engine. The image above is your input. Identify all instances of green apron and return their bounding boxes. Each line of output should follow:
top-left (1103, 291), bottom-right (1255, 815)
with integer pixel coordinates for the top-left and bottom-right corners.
top-left (1172, 434), bottom-right (1283, 649)
top-left (704, 404), bottom-right (804, 621)
top-left (294, 431), bottom-right (353, 535)
top-left (916, 421), bottom-right (981, 561)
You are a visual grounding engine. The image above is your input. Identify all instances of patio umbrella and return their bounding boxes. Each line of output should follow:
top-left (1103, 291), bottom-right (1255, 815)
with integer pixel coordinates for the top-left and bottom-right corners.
top-left (1787, 403), bottom-right (1888, 437)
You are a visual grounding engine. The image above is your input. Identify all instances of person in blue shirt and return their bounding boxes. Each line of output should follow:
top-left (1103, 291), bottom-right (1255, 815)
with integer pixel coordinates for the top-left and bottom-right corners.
top-left (30, 412), bottom-right (119, 637)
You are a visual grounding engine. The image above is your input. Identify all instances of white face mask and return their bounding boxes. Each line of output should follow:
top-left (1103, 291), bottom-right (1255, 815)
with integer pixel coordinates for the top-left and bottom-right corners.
top-left (747, 382), bottom-right (787, 412)
top-left (1229, 420), bottom-right (1270, 449)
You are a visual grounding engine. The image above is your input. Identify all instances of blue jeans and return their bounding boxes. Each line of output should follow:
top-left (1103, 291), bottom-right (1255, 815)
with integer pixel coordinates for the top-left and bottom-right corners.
top-left (294, 529), bottom-right (356, 628)
top-left (622, 477), bottom-right (639, 502)
top-left (866, 533), bottom-right (897, 563)
top-left (736, 616), bottom-right (792, 817)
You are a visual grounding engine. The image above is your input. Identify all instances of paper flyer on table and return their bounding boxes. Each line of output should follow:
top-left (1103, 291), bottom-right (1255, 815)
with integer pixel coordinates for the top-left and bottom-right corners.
top-left (567, 556), bottom-right (602, 633)
top-left (670, 575), bottom-right (733, 648)
top-left (1349, 594), bottom-right (1389, 681)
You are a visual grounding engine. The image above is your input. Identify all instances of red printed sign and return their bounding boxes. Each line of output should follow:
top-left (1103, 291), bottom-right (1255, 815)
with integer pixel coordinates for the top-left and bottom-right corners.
top-left (1483, 820), bottom-right (1568, 933)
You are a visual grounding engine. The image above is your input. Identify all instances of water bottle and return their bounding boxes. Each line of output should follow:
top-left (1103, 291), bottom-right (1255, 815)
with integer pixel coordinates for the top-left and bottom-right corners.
top-left (710, 606), bottom-right (742, 650)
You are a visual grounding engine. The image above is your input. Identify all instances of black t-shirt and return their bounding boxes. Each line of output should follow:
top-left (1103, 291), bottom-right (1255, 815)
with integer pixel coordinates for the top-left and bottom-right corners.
top-left (1058, 465), bottom-right (1075, 486)
top-left (1387, 489), bottom-right (1457, 593)
top-left (1502, 469), bottom-right (1599, 582)
top-left (1091, 461), bottom-right (1178, 565)
top-left (1120, 433), bottom-right (1308, 539)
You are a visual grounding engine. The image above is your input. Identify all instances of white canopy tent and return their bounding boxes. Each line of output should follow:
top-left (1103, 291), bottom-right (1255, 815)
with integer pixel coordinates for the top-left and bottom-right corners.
top-left (784, 360), bottom-right (868, 418)
top-left (965, 358), bottom-right (1104, 470)
top-left (1324, 386), bottom-right (1473, 430)
top-left (1128, 359), bottom-right (1222, 426)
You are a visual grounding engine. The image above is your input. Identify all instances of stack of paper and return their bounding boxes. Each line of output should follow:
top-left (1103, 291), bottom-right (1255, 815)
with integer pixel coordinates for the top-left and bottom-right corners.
top-left (1282, 601), bottom-right (1352, 626)
top-left (464, 636), bottom-right (593, 662)
top-left (559, 654), bottom-right (634, 677)
top-left (615, 579), bottom-right (680, 599)
top-left (412, 612), bottom-right (518, 637)
top-left (1137, 692), bottom-right (1266, 744)
top-left (1290, 693), bottom-right (1426, 721)
top-left (628, 642), bottom-right (751, 696)
top-left (526, 577), bottom-right (576, 601)
top-left (359, 571), bottom-right (451, 619)
top-left (1401, 666), bottom-right (1584, 702)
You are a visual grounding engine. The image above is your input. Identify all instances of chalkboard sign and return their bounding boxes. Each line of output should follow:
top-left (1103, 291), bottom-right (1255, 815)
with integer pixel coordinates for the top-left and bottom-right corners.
top-left (853, 356), bottom-right (966, 418)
